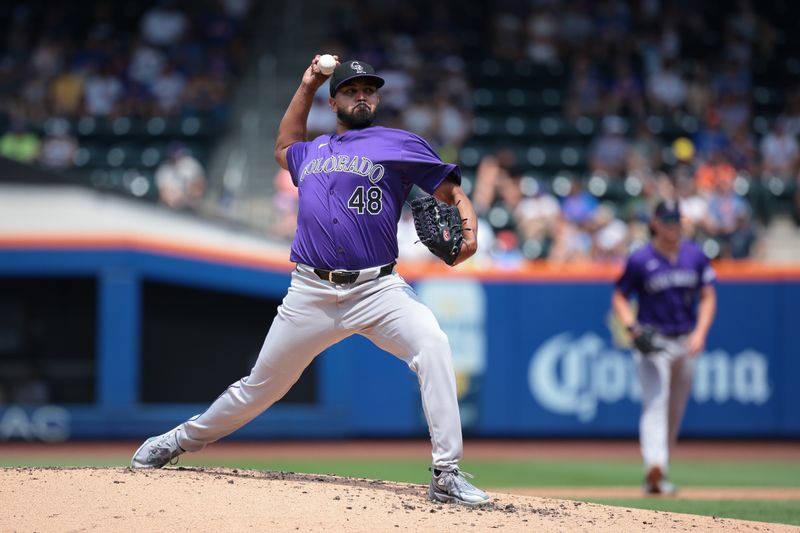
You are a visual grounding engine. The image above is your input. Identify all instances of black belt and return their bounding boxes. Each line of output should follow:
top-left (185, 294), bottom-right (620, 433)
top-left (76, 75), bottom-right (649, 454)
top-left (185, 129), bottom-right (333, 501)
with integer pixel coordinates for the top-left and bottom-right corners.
top-left (662, 332), bottom-right (691, 338)
top-left (313, 261), bottom-right (396, 284)
top-left (650, 328), bottom-right (691, 338)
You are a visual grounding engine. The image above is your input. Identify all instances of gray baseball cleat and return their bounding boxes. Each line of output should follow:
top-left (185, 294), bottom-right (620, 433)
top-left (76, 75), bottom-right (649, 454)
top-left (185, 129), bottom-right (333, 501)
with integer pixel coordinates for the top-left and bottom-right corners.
top-left (130, 426), bottom-right (185, 469)
top-left (428, 468), bottom-right (491, 506)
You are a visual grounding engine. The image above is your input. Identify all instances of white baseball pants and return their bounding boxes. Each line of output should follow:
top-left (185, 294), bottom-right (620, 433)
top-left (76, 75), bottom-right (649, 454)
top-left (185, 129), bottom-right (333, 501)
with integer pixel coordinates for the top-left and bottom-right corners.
top-left (177, 264), bottom-right (463, 470)
top-left (635, 333), bottom-right (696, 474)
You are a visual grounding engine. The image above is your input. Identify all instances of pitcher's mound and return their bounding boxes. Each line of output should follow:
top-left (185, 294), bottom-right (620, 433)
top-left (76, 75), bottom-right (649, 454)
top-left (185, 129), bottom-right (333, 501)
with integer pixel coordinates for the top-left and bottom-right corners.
top-left (0, 467), bottom-right (791, 532)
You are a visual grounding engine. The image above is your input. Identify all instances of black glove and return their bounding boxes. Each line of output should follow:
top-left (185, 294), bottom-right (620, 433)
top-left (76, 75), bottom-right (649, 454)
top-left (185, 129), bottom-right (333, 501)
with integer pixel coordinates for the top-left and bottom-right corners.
top-left (629, 324), bottom-right (658, 354)
top-left (411, 195), bottom-right (464, 266)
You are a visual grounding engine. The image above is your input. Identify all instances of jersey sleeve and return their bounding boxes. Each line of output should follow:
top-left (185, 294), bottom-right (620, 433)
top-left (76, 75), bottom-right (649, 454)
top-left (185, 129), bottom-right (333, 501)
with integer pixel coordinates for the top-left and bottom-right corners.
top-left (615, 255), bottom-right (643, 297)
top-left (400, 134), bottom-right (461, 194)
top-left (286, 141), bottom-right (311, 186)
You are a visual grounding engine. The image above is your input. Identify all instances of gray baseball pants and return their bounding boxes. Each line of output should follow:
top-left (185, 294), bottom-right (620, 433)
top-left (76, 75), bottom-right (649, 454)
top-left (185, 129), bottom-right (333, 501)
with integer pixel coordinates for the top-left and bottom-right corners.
top-left (176, 264), bottom-right (463, 470)
top-left (634, 333), bottom-right (696, 474)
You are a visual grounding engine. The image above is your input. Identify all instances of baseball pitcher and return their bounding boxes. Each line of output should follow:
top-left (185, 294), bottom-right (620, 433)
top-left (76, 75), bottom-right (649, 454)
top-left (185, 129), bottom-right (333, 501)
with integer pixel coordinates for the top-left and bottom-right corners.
top-left (131, 55), bottom-right (489, 506)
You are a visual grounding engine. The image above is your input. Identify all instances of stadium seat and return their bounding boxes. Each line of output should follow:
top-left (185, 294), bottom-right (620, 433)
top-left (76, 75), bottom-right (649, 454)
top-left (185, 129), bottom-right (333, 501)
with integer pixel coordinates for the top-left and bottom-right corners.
top-left (75, 116), bottom-right (111, 138)
top-left (73, 143), bottom-right (106, 169)
top-left (139, 146), bottom-right (164, 168)
top-left (105, 144), bottom-right (139, 167)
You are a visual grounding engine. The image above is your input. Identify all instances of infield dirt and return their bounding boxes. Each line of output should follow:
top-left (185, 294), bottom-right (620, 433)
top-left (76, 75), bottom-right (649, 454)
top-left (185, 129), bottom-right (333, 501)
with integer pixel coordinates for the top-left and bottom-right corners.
top-left (1, 467), bottom-right (795, 532)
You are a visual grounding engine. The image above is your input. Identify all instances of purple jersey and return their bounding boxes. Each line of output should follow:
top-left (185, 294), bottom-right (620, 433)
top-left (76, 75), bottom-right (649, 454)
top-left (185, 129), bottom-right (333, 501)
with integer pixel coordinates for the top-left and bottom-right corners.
top-left (616, 240), bottom-right (716, 335)
top-left (285, 126), bottom-right (459, 270)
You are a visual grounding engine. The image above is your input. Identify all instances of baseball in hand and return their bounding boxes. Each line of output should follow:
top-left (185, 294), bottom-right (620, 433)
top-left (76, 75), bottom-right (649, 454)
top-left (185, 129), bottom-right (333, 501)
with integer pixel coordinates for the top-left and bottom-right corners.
top-left (318, 54), bottom-right (337, 75)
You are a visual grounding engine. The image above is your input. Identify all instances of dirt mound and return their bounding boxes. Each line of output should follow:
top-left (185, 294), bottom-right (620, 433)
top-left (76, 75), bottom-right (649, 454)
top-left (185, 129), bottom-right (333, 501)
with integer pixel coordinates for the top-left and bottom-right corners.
top-left (0, 467), bottom-right (792, 532)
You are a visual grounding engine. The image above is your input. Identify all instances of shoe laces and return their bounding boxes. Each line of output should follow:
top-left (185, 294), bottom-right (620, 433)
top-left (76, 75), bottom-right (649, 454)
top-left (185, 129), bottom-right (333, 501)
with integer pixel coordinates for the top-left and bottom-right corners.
top-left (450, 469), bottom-right (475, 481)
top-left (433, 468), bottom-right (478, 492)
top-left (148, 433), bottom-right (180, 464)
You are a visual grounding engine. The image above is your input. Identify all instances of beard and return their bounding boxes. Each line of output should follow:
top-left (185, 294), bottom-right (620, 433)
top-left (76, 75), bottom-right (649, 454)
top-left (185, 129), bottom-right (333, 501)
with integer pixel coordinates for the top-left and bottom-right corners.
top-left (337, 104), bottom-right (376, 129)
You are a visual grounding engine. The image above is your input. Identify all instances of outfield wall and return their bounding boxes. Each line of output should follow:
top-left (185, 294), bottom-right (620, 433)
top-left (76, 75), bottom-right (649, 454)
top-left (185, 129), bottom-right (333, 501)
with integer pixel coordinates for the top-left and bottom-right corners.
top-left (0, 239), bottom-right (797, 441)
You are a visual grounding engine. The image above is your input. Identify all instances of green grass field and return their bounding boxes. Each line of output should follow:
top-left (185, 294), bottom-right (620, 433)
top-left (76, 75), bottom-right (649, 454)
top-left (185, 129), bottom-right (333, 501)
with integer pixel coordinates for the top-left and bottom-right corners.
top-left (583, 498), bottom-right (800, 527)
top-left (2, 455), bottom-right (798, 526)
top-left (182, 458), bottom-right (800, 489)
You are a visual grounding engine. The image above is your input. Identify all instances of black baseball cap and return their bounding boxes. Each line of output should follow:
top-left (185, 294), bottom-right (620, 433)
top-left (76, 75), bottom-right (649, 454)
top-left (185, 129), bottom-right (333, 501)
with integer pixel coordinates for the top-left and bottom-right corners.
top-left (329, 60), bottom-right (385, 97)
top-left (654, 200), bottom-right (681, 222)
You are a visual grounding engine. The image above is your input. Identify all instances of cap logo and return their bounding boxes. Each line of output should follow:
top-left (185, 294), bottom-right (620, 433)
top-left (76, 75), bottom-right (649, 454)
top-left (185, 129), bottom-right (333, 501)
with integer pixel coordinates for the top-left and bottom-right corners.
top-left (350, 61), bottom-right (365, 74)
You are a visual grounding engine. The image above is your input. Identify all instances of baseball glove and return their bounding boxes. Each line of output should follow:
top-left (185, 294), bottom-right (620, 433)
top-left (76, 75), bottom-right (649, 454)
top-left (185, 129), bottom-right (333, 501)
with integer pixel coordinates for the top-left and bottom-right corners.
top-left (411, 195), bottom-right (463, 266)
top-left (629, 324), bottom-right (658, 355)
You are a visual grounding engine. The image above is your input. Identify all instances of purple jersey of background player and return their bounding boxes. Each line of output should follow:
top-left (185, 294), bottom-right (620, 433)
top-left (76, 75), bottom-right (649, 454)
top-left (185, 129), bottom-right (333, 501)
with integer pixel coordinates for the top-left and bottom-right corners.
top-left (286, 125), bottom-right (459, 270)
top-left (615, 240), bottom-right (716, 336)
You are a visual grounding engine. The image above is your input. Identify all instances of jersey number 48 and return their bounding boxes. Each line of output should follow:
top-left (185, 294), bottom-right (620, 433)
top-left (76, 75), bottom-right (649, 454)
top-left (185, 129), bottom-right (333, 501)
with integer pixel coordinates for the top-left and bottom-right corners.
top-left (348, 186), bottom-right (383, 215)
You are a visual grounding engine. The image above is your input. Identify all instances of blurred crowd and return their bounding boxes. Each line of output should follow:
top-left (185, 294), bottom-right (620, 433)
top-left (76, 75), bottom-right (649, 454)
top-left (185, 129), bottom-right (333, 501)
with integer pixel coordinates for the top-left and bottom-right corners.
top-left (0, 0), bottom-right (252, 210)
top-left (465, 0), bottom-right (798, 263)
top-left (464, 143), bottom-right (760, 267)
top-left (3, 0), bottom-right (800, 263)
top-left (268, 0), bottom-right (800, 264)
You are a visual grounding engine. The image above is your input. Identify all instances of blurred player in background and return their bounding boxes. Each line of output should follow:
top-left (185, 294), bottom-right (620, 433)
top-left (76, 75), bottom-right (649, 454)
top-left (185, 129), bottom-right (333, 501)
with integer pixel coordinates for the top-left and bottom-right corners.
top-left (611, 200), bottom-right (717, 495)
